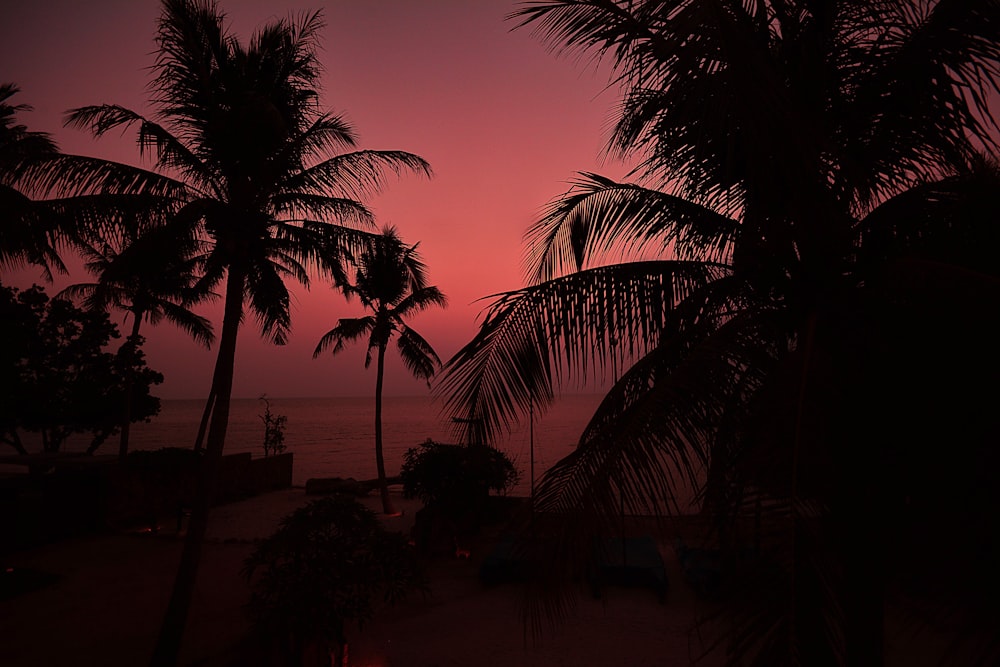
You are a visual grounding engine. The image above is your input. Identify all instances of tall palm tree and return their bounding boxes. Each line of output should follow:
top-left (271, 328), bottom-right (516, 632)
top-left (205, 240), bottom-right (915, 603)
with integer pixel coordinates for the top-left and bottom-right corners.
top-left (60, 222), bottom-right (215, 460)
top-left (439, 2), bottom-right (1000, 664)
top-left (62, 2), bottom-right (430, 664)
top-left (314, 226), bottom-right (447, 515)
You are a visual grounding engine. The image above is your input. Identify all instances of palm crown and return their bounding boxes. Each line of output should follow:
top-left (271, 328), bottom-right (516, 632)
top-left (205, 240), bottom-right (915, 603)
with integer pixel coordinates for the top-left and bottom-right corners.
top-left (316, 226), bottom-right (447, 378)
top-left (61, 223), bottom-right (214, 348)
top-left (439, 1), bottom-right (1000, 663)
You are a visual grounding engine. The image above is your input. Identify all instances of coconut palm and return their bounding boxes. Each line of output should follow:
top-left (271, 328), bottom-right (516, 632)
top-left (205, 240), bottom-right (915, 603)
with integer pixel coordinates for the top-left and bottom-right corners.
top-left (60, 222), bottom-right (214, 460)
top-left (61, 2), bottom-right (430, 664)
top-left (314, 227), bottom-right (447, 515)
top-left (439, 2), bottom-right (1000, 664)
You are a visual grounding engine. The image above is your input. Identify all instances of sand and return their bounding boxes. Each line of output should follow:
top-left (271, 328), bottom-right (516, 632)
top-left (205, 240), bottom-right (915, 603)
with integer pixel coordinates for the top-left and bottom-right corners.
top-left (1, 488), bottom-right (722, 667)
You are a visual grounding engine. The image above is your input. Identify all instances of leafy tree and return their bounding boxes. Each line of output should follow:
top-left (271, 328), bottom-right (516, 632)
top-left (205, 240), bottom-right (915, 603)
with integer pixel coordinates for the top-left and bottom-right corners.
top-left (439, 2), bottom-right (1000, 665)
top-left (0, 283), bottom-right (163, 455)
top-left (243, 495), bottom-right (424, 667)
top-left (314, 227), bottom-right (447, 515)
top-left (61, 222), bottom-right (214, 460)
top-left (57, 2), bottom-right (430, 662)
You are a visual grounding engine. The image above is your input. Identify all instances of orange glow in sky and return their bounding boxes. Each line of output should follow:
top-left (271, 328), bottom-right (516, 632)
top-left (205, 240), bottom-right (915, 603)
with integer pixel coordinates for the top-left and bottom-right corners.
top-left (1, 0), bottom-right (630, 399)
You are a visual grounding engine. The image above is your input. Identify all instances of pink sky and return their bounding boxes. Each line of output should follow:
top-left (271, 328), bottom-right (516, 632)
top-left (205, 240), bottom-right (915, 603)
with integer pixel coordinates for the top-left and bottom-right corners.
top-left (2, 0), bottom-right (631, 399)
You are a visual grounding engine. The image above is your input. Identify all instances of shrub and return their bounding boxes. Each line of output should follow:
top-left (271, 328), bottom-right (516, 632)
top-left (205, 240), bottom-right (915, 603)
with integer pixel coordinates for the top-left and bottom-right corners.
top-left (400, 440), bottom-right (519, 515)
top-left (258, 395), bottom-right (287, 457)
top-left (243, 495), bottom-right (424, 666)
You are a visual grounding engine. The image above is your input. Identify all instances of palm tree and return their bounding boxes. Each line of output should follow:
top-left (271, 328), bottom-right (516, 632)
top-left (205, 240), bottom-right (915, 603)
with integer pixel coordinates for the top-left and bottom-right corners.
top-left (439, 2), bottom-right (1000, 664)
top-left (61, 2), bottom-right (430, 664)
top-left (60, 222), bottom-right (214, 460)
top-left (314, 227), bottom-right (447, 515)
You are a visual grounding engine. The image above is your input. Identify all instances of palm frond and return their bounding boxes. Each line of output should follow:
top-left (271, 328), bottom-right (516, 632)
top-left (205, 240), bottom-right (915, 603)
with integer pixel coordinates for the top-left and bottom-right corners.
top-left (313, 316), bottom-right (376, 358)
top-left (0, 183), bottom-right (66, 274)
top-left (65, 105), bottom-right (215, 195)
top-left (275, 111), bottom-right (358, 168)
top-left (285, 150), bottom-right (431, 201)
top-left (157, 299), bottom-right (214, 347)
top-left (525, 171), bottom-right (739, 282)
top-left (855, 160), bottom-right (1000, 278)
top-left (245, 259), bottom-right (292, 345)
top-left (394, 324), bottom-right (441, 384)
top-left (392, 285), bottom-right (448, 320)
top-left (271, 192), bottom-right (373, 227)
top-left (437, 260), bottom-right (730, 445)
top-left (838, 0), bottom-right (1000, 207)
top-left (12, 152), bottom-right (188, 202)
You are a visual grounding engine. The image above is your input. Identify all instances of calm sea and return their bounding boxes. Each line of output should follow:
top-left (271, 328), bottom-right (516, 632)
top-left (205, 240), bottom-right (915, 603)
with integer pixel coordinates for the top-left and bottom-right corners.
top-left (8, 393), bottom-right (702, 510)
top-left (127, 393), bottom-right (605, 495)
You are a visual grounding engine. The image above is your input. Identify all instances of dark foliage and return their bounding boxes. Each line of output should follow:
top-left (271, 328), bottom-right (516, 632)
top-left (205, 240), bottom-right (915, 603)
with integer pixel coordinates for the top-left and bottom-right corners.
top-left (401, 440), bottom-right (519, 517)
top-left (258, 395), bottom-right (288, 457)
top-left (0, 283), bottom-right (162, 455)
top-left (439, 1), bottom-right (1000, 664)
top-left (243, 495), bottom-right (424, 666)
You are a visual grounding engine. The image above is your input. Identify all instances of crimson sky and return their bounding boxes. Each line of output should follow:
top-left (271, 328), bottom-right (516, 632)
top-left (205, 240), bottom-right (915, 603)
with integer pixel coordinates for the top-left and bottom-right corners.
top-left (2, 0), bottom-right (630, 399)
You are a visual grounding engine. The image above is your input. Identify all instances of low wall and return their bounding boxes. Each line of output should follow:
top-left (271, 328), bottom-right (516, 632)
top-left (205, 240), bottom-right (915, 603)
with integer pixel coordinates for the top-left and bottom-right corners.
top-left (215, 452), bottom-right (293, 503)
top-left (1, 451), bottom-right (294, 553)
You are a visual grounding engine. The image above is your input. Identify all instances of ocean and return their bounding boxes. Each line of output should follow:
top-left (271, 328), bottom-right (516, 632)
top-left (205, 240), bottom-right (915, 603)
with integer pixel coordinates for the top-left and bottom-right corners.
top-left (7, 392), bottom-right (702, 510)
top-left (125, 393), bottom-right (606, 495)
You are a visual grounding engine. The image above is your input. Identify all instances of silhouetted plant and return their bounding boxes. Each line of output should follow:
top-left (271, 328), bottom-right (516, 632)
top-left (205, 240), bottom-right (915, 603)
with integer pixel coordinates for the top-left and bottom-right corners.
top-left (61, 223), bottom-right (214, 460)
top-left (440, 2), bottom-right (1000, 665)
top-left (258, 395), bottom-right (287, 457)
top-left (0, 283), bottom-right (162, 455)
top-left (401, 439), bottom-right (519, 518)
top-left (243, 495), bottom-right (424, 667)
top-left (314, 227), bottom-right (447, 515)
top-left (0, 83), bottom-right (62, 273)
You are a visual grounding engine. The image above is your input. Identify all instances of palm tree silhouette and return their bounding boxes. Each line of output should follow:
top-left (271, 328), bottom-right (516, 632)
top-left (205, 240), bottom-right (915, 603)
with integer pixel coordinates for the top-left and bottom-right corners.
top-left (440, 2), bottom-right (1000, 664)
top-left (2, 82), bottom-right (187, 280)
top-left (315, 226), bottom-right (447, 515)
top-left (61, 2), bottom-right (430, 663)
top-left (60, 222), bottom-right (214, 460)
top-left (0, 83), bottom-right (65, 274)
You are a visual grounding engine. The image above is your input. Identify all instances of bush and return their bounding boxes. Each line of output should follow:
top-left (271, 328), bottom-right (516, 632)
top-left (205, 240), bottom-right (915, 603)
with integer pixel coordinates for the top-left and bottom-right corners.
top-left (400, 440), bottom-right (519, 516)
top-left (243, 495), bottom-right (424, 666)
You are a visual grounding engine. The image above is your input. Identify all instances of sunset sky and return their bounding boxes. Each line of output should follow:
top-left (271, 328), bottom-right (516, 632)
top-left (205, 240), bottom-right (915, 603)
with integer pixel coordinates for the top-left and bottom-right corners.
top-left (2, 0), bottom-right (631, 399)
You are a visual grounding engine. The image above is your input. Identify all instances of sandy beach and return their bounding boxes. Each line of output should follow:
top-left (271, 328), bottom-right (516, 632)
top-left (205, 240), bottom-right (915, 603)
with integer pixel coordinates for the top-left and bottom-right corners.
top-left (1, 487), bottom-right (722, 667)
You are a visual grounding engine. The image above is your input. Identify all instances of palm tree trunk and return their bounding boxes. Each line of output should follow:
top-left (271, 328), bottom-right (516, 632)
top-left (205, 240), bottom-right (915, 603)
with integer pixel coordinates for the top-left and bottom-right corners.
top-left (374, 343), bottom-right (396, 515)
top-left (150, 265), bottom-right (245, 667)
top-left (193, 385), bottom-right (216, 452)
top-left (118, 313), bottom-right (143, 461)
